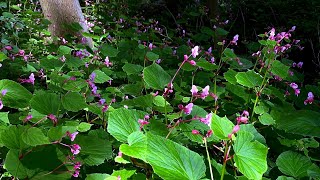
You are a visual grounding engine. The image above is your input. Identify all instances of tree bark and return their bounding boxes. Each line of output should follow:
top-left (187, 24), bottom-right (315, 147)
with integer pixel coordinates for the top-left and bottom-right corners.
top-left (39, 0), bottom-right (93, 48)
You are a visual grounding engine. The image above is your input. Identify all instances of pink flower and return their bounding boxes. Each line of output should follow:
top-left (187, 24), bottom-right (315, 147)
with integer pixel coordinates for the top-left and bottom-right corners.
top-left (144, 115), bottom-right (150, 120)
top-left (290, 83), bottom-right (298, 89)
top-left (242, 110), bottom-right (249, 117)
top-left (60, 55), bottom-right (66, 62)
top-left (200, 85), bottom-right (210, 99)
top-left (20, 73), bottom-right (35, 85)
top-left (192, 130), bottom-right (199, 135)
top-left (294, 88), bottom-right (300, 96)
top-left (236, 116), bottom-right (248, 124)
top-left (74, 162), bottom-right (81, 170)
top-left (73, 170), bottom-right (80, 177)
top-left (297, 62), bottom-right (303, 68)
top-left (0, 100), bottom-right (3, 110)
top-left (190, 85), bottom-right (198, 96)
top-left (47, 114), bottom-right (58, 125)
top-left (183, 103), bottom-right (194, 115)
top-left (269, 28), bottom-right (275, 40)
top-left (231, 34), bottom-right (239, 45)
top-left (89, 72), bottom-right (96, 82)
top-left (304, 92), bottom-right (314, 105)
top-left (210, 57), bottom-right (215, 63)
top-left (99, 98), bottom-right (106, 105)
top-left (191, 46), bottom-right (199, 58)
top-left (104, 56), bottom-right (112, 67)
top-left (138, 119), bottom-right (149, 126)
top-left (18, 49), bottom-right (25, 56)
top-left (200, 112), bottom-right (212, 125)
top-left (118, 151), bottom-right (123, 157)
top-left (4, 46), bottom-right (12, 51)
top-left (102, 105), bottom-right (109, 112)
top-left (189, 60), bottom-right (196, 66)
top-left (206, 129), bottom-right (213, 137)
top-left (1, 89), bottom-right (7, 96)
top-left (70, 144), bottom-right (81, 155)
top-left (148, 43), bottom-right (153, 50)
top-left (67, 131), bottom-right (79, 141)
top-left (24, 114), bottom-right (33, 122)
top-left (232, 125), bottom-right (240, 134)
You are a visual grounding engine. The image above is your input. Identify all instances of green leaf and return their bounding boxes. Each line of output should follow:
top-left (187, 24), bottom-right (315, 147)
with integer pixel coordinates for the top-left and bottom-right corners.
top-left (58, 45), bottom-right (73, 55)
top-left (86, 174), bottom-right (114, 180)
top-left (22, 127), bottom-right (50, 146)
top-left (0, 79), bottom-right (33, 108)
top-left (258, 113), bottom-right (275, 125)
top-left (239, 124), bottom-right (266, 145)
top-left (75, 133), bottom-right (112, 166)
top-left (107, 108), bottom-right (146, 142)
top-left (40, 55), bottom-right (64, 69)
top-left (101, 44), bottom-right (119, 57)
top-left (5, 150), bottom-right (29, 179)
top-left (122, 63), bottom-right (143, 75)
top-left (0, 52), bottom-right (8, 61)
top-left (62, 79), bottom-right (87, 92)
top-left (274, 110), bottom-right (320, 137)
top-left (233, 131), bottom-right (268, 179)
top-left (211, 114), bottom-right (234, 140)
top-left (30, 91), bottom-right (61, 115)
top-left (236, 70), bottom-right (263, 88)
top-left (153, 95), bottom-right (168, 107)
top-left (77, 122), bottom-right (92, 132)
top-left (276, 151), bottom-right (312, 178)
top-left (111, 169), bottom-right (136, 180)
top-left (143, 63), bottom-right (171, 90)
top-left (93, 70), bottom-right (112, 84)
top-left (224, 69), bottom-right (238, 84)
top-left (146, 51), bottom-right (159, 61)
top-left (276, 176), bottom-right (295, 180)
top-left (0, 112), bottom-right (9, 124)
top-left (196, 60), bottom-right (218, 71)
top-left (146, 133), bottom-right (206, 180)
top-left (308, 164), bottom-right (320, 179)
top-left (223, 48), bottom-right (237, 58)
top-left (271, 60), bottom-right (290, 79)
top-left (62, 92), bottom-right (87, 112)
top-left (120, 131), bottom-right (147, 161)
top-left (1, 125), bottom-right (29, 150)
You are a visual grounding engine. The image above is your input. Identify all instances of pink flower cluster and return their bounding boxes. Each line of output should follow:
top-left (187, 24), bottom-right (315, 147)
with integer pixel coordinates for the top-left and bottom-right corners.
top-left (228, 110), bottom-right (249, 138)
top-left (289, 82), bottom-right (300, 96)
top-left (138, 114), bottom-right (150, 129)
top-left (191, 85), bottom-right (210, 99)
top-left (179, 103), bottom-right (194, 115)
top-left (304, 92), bottom-right (314, 105)
top-left (19, 73), bottom-right (35, 85)
top-left (0, 89), bottom-right (7, 110)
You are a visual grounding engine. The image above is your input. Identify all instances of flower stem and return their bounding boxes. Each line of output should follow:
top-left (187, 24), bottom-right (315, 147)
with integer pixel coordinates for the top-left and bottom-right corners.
top-left (220, 141), bottom-right (229, 180)
top-left (204, 138), bottom-right (214, 180)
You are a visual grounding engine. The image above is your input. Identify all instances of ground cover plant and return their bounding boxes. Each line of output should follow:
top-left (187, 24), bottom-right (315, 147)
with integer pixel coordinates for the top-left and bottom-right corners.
top-left (0, 1), bottom-right (319, 179)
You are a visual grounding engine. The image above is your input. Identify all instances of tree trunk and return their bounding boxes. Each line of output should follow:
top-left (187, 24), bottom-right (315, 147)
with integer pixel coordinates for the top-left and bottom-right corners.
top-left (39, 0), bottom-right (93, 48)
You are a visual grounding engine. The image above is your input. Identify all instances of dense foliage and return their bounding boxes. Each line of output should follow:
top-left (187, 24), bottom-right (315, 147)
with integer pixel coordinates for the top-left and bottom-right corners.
top-left (0, 1), bottom-right (319, 179)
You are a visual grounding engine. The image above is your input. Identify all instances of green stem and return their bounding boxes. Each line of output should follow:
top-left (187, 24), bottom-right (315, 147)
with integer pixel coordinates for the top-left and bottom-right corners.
top-left (220, 141), bottom-right (229, 180)
top-left (204, 138), bottom-right (214, 180)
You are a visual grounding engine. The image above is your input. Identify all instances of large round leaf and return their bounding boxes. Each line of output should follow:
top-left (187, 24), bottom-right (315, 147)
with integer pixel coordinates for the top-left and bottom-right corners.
top-left (0, 79), bottom-right (32, 108)
top-left (235, 70), bottom-right (263, 88)
top-left (30, 91), bottom-right (61, 115)
top-left (233, 131), bottom-right (268, 179)
top-left (276, 151), bottom-right (313, 178)
top-left (274, 110), bottom-right (320, 137)
top-left (62, 92), bottom-right (87, 112)
top-left (143, 63), bottom-right (171, 90)
top-left (107, 108), bottom-right (146, 142)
